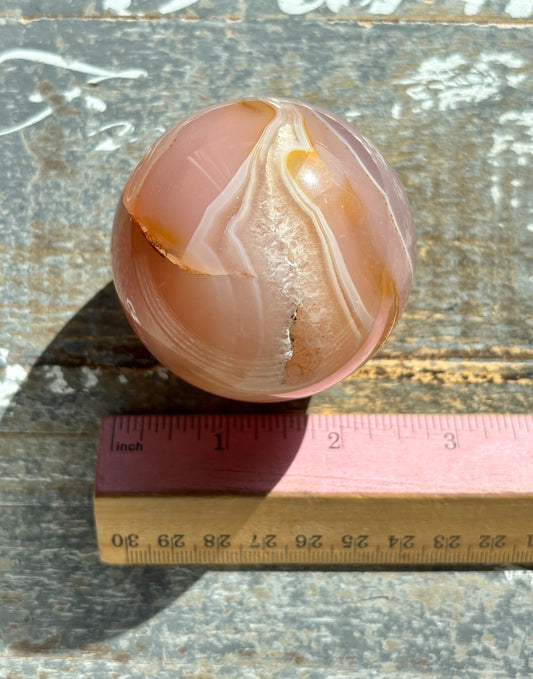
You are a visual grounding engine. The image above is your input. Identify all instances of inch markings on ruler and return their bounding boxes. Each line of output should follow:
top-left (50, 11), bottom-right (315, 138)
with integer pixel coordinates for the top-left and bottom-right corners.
top-left (94, 414), bottom-right (533, 566)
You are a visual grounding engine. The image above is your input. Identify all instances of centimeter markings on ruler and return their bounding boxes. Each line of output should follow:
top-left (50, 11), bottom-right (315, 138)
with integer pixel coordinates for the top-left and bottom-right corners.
top-left (93, 413), bottom-right (533, 566)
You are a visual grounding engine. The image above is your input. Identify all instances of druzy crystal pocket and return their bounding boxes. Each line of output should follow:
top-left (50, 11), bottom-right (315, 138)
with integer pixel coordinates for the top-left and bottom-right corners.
top-left (111, 97), bottom-right (415, 402)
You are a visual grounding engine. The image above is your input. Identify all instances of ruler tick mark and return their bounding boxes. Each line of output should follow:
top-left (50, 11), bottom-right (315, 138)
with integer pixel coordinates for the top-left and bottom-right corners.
top-left (110, 416), bottom-right (117, 453)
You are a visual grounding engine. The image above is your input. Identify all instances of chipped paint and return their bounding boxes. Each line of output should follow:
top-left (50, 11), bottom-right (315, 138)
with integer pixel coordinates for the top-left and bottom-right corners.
top-left (278, 0), bottom-right (350, 14)
top-left (81, 366), bottom-right (99, 390)
top-left (102, 0), bottom-right (134, 14)
top-left (278, 0), bottom-right (406, 13)
top-left (360, 0), bottom-right (403, 13)
top-left (278, 0), bottom-right (533, 16)
top-left (400, 53), bottom-right (525, 113)
top-left (503, 569), bottom-right (533, 586)
top-left (0, 349), bottom-right (27, 412)
top-left (504, 0), bottom-right (533, 18)
top-left (103, 0), bottom-right (199, 15)
top-left (489, 110), bottom-right (533, 207)
top-left (462, 0), bottom-right (486, 13)
top-left (490, 180), bottom-right (504, 208)
top-left (155, 366), bottom-right (169, 380)
top-left (491, 110), bottom-right (533, 161)
top-left (45, 365), bottom-right (75, 395)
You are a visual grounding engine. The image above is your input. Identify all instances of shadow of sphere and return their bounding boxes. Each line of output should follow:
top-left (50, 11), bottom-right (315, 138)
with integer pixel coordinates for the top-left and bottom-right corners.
top-left (0, 283), bottom-right (309, 652)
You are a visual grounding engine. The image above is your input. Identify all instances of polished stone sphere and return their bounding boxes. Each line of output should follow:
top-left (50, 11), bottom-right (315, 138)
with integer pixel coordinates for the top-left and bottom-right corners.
top-left (112, 97), bottom-right (415, 402)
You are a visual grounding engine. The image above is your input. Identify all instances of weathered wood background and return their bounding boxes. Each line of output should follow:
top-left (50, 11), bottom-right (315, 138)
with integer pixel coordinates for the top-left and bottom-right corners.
top-left (0, 1), bottom-right (532, 677)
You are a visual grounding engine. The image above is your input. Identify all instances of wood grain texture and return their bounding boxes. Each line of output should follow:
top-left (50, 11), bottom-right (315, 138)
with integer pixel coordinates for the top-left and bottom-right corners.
top-left (0, 4), bottom-right (532, 678)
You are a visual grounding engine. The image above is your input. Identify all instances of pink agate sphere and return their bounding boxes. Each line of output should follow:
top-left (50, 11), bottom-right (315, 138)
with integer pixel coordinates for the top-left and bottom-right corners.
top-left (112, 97), bottom-right (415, 402)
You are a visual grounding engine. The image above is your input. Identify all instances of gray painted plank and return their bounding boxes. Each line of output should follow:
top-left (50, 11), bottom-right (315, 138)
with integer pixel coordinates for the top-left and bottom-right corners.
top-left (1, 557), bottom-right (532, 677)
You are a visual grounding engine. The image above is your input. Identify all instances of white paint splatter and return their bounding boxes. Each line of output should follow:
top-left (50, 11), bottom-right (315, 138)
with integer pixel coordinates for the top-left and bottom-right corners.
top-left (490, 181), bottom-right (503, 208)
top-left (360, 0), bottom-right (403, 13)
top-left (0, 107), bottom-right (52, 137)
top-left (0, 48), bottom-right (146, 137)
top-left (279, 0), bottom-right (404, 12)
top-left (81, 366), bottom-right (99, 390)
top-left (278, 0), bottom-right (350, 14)
top-left (2, 86), bottom-right (84, 137)
top-left (494, 111), bottom-right (533, 158)
top-left (89, 120), bottom-right (136, 151)
top-left (505, 0), bottom-right (533, 18)
top-left (391, 102), bottom-right (402, 120)
top-left (118, 374), bottom-right (128, 384)
top-left (103, 0), bottom-right (199, 15)
top-left (462, 0), bottom-right (486, 14)
top-left (45, 365), bottom-right (75, 395)
top-left (489, 111), bottom-right (533, 163)
top-left (402, 52), bottom-right (529, 212)
top-left (155, 366), bottom-right (169, 380)
top-left (489, 110), bottom-right (533, 208)
top-left (344, 108), bottom-right (362, 121)
top-left (526, 224), bottom-right (533, 233)
top-left (462, 0), bottom-right (532, 16)
top-left (503, 569), bottom-right (533, 586)
top-left (0, 349), bottom-right (28, 411)
top-left (85, 94), bottom-right (107, 113)
top-left (400, 53), bottom-right (525, 114)
top-left (0, 49), bottom-right (146, 83)
top-left (103, 0), bottom-right (133, 14)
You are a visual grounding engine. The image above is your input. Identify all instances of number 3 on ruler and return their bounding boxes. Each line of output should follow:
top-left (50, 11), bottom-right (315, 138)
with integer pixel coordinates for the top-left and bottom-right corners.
top-left (443, 432), bottom-right (457, 449)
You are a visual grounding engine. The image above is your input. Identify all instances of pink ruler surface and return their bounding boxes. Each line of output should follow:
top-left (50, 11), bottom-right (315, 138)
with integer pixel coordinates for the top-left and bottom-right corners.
top-left (95, 414), bottom-right (533, 496)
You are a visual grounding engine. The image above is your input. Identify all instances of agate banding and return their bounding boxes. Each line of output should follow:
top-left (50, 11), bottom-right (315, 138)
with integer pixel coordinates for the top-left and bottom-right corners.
top-left (112, 97), bottom-right (415, 402)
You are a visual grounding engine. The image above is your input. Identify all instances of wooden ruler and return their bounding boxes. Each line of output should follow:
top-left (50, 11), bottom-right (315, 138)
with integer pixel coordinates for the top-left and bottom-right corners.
top-left (94, 414), bottom-right (533, 566)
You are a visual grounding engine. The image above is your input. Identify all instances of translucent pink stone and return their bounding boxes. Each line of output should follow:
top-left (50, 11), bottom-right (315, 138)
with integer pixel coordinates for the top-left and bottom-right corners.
top-left (112, 97), bottom-right (415, 402)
